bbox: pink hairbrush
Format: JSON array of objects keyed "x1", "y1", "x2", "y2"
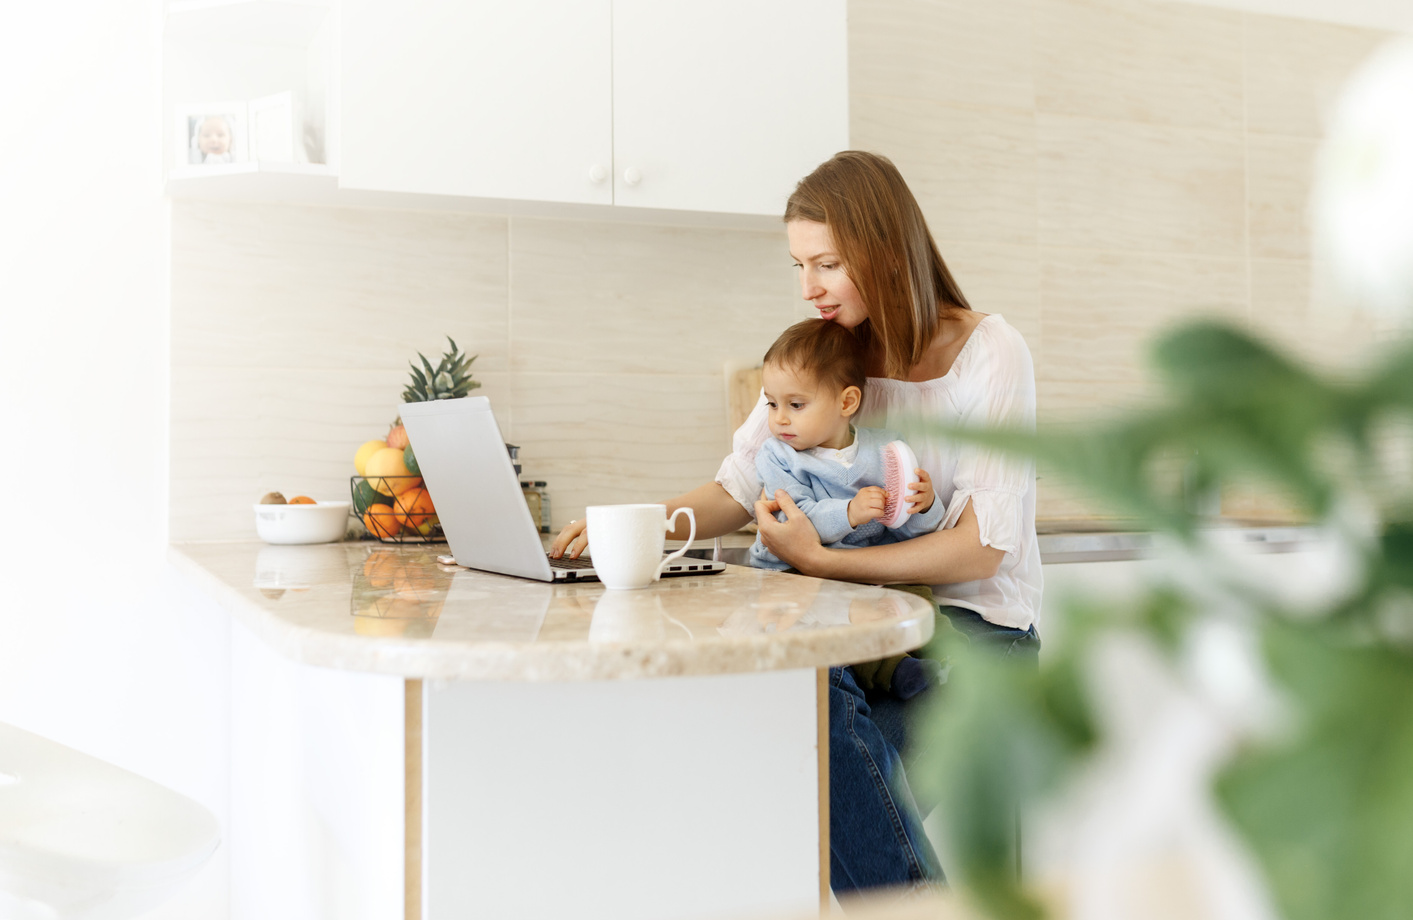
[{"x1": 880, "y1": 440, "x2": 920, "y2": 528}]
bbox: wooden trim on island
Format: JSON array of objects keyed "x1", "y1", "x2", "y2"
[
  {"x1": 818, "y1": 666, "x2": 830, "y2": 909},
  {"x1": 406, "y1": 679, "x2": 423, "y2": 920}
]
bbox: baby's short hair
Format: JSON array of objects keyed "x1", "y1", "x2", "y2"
[{"x1": 762, "y1": 319, "x2": 867, "y2": 394}]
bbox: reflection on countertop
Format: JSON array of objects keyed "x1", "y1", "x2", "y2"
[{"x1": 171, "y1": 540, "x2": 934, "y2": 681}]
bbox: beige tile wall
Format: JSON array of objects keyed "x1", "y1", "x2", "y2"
[
  {"x1": 850, "y1": 0, "x2": 1390, "y2": 520},
  {"x1": 170, "y1": 202, "x2": 802, "y2": 540},
  {"x1": 171, "y1": 0, "x2": 1394, "y2": 539}
]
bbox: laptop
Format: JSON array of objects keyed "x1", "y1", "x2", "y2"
[{"x1": 398, "y1": 396, "x2": 726, "y2": 583}]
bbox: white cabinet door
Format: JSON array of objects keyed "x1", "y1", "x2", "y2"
[
  {"x1": 340, "y1": 0, "x2": 614, "y2": 204},
  {"x1": 611, "y1": 0, "x2": 848, "y2": 216}
]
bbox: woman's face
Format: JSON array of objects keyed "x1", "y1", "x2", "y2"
[{"x1": 787, "y1": 220, "x2": 868, "y2": 329}]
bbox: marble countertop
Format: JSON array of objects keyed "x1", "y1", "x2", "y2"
[{"x1": 170, "y1": 541, "x2": 935, "y2": 681}]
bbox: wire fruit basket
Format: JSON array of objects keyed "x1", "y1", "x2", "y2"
[{"x1": 350, "y1": 475, "x2": 446, "y2": 544}]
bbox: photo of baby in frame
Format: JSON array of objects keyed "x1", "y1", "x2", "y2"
[{"x1": 175, "y1": 102, "x2": 248, "y2": 166}]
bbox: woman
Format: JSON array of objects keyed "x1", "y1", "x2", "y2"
[{"x1": 551, "y1": 150, "x2": 1042, "y2": 894}]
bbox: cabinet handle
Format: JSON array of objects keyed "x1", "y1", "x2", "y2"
[
  {"x1": 588, "y1": 164, "x2": 608, "y2": 184},
  {"x1": 623, "y1": 167, "x2": 643, "y2": 187}
]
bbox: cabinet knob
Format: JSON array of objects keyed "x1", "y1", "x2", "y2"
[
  {"x1": 588, "y1": 164, "x2": 608, "y2": 184},
  {"x1": 623, "y1": 167, "x2": 643, "y2": 187}
]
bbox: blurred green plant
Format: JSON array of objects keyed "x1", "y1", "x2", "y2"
[{"x1": 906, "y1": 320, "x2": 1413, "y2": 920}]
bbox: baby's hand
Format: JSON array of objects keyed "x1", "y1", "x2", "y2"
[
  {"x1": 848, "y1": 487, "x2": 887, "y2": 528},
  {"x1": 908, "y1": 469, "x2": 935, "y2": 515}
]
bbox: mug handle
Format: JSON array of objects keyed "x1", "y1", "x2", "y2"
[{"x1": 654, "y1": 507, "x2": 696, "y2": 581}]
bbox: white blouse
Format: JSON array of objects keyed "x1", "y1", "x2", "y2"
[{"x1": 715, "y1": 314, "x2": 1043, "y2": 631}]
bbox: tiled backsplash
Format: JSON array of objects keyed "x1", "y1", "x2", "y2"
[
  {"x1": 171, "y1": 0, "x2": 1395, "y2": 541},
  {"x1": 170, "y1": 204, "x2": 805, "y2": 540}
]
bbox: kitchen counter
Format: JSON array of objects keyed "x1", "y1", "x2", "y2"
[
  {"x1": 170, "y1": 540, "x2": 934, "y2": 681},
  {"x1": 171, "y1": 538, "x2": 919, "y2": 918},
  {"x1": 171, "y1": 524, "x2": 1320, "y2": 920}
]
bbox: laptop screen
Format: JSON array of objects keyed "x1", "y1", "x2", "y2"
[{"x1": 399, "y1": 397, "x2": 556, "y2": 582}]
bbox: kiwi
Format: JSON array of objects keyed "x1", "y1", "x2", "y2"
[{"x1": 260, "y1": 491, "x2": 287, "y2": 505}]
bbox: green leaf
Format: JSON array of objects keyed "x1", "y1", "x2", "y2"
[
  {"x1": 911, "y1": 648, "x2": 1096, "y2": 920},
  {"x1": 1347, "y1": 337, "x2": 1413, "y2": 412},
  {"x1": 1151, "y1": 322, "x2": 1322, "y2": 406},
  {"x1": 894, "y1": 318, "x2": 1413, "y2": 920},
  {"x1": 1377, "y1": 522, "x2": 1413, "y2": 592},
  {"x1": 1216, "y1": 621, "x2": 1413, "y2": 920}
]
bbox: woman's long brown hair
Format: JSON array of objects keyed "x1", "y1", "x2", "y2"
[{"x1": 784, "y1": 151, "x2": 970, "y2": 379}]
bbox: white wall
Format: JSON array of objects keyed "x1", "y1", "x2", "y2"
[{"x1": 0, "y1": 2, "x2": 229, "y2": 916}]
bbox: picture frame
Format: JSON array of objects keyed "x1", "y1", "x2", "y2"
[
  {"x1": 247, "y1": 91, "x2": 305, "y2": 163},
  {"x1": 175, "y1": 102, "x2": 248, "y2": 167}
]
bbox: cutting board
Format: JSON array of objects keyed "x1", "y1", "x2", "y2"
[{"x1": 728, "y1": 365, "x2": 763, "y2": 435}]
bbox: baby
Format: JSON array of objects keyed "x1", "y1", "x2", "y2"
[
  {"x1": 750, "y1": 318, "x2": 943, "y2": 567},
  {"x1": 193, "y1": 114, "x2": 234, "y2": 164},
  {"x1": 750, "y1": 319, "x2": 945, "y2": 698}
]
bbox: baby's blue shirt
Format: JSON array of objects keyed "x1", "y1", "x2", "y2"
[{"x1": 749, "y1": 426, "x2": 945, "y2": 571}]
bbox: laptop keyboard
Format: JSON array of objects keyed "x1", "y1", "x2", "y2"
[{"x1": 547, "y1": 554, "x2": 595, "y2": 570}]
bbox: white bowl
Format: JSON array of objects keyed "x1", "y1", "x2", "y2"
[{"x1": 252, "y1": 501, "x2": 351, "y2": 545}]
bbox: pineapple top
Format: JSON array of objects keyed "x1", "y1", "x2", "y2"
[{"x1": 403, "y1": 336, "x2": 481, "y2": 403}]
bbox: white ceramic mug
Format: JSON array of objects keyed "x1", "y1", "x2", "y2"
[{"x1": 585, "y1": 503, "x2": 696, "y2": 590}]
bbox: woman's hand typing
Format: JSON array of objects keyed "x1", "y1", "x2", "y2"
[{"x1": 549, "y1": 518, "x2": 588, "y2": 559}]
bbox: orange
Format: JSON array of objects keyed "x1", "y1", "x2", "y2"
[
  {"x1": 288, "y1": 495, "x2": 315, "y2": 504},
  {"x1": 363, "y1": 507, "x2": 401, "y2": 539},
  {"x1": 393, "y1": 487, "x2": 436, "y2": 531},
  {"x1": 365, "y1": 447, "x2": 422, "y2": 496}
]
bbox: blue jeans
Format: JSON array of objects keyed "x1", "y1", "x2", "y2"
[{"x1": 828, "y1": 606, "x2": 1039, "y2": 896}]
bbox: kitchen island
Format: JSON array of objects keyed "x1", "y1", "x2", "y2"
[{"x1": 171, "y1": 540, "x2": 934, "y2": 920}]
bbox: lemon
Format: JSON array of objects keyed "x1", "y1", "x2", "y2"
[
  {"x1": 354, "y1": 439, "x2": 388, "y2": 476},
  {"x1": 365, "y1": 447, "x2": 421, "y2": 496}
]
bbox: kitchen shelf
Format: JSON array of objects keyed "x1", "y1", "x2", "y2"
[
  {"x1": 163, "y1": 165, "x2": 781, "y2": 229},
  {"x1": 165, "y1": 0, "x2": 330, "y2": 46},
  {"x1": 166, "y1": 161, "x2": 338, "y2": 203}
]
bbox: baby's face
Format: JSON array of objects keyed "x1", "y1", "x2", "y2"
[
  {"x1": 198, "y1": 117, "x2": 231, "y2": 156},
  {"x1": 762, "y1": 362, "x2": 852, "y2": 451}
]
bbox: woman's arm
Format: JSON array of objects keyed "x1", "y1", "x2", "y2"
[
  {"x1": 755, "y1": 490, "x2": 1005, "y2": 584},
  {"x1": 553, "y1": 389, "x2": 769, "y2": 558},
  {"x1": 550, "y1": 481, "x2": 752, "y2": 558},
  {"x1": 664, "y1": 482, "x2": 753, "y2": 541}
]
